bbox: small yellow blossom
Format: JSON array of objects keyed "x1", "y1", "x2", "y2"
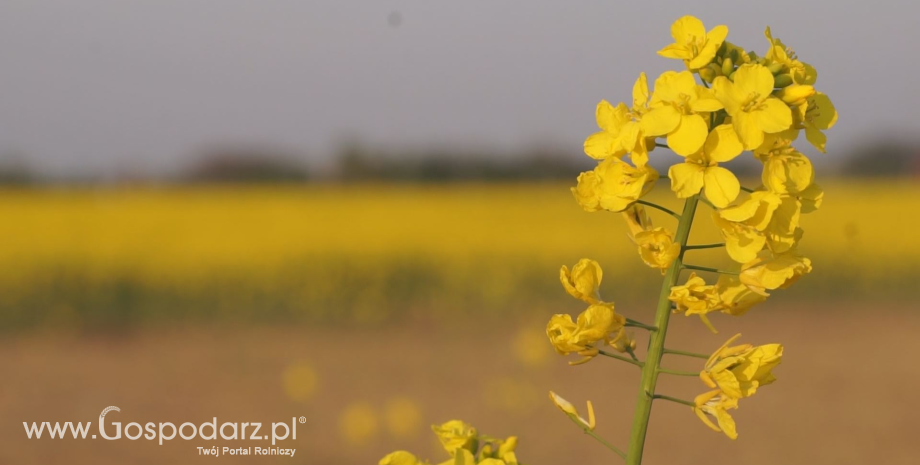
[
  {"x1": 712, "y1": 191, "x2": 781, "y2": 263},
  {"x1": 572, "y1": 158, "x2": 659, "y2": 212},
  {"x1": 658, "y1": 16, "x2": 729, "y2": 70},
  {"x1": 794, "y1": 92, "x2": 838, "y2": 153},
  {"x1": 668, "y1": 272, "x2": 721, "y2": 331},
  {"x1": 546, "y1": 304, "x2": 626, "y2": 364},
  {"x1": 643, "y1": 70, "x2": 723, "y2": 155},
  {"x1": 693, "y1": 389, "x2": 739, "y2": 440},
  {"x1": 634, "y1": 227, "x2": 681, "y2": 273},
  {"x1": 432, "y1": 420, "x2": 478, "y2": 456},
  {"x1": 559, "y1": 259, "x2": 603, "y2": 304},
  {"x1": 714, "y1": 276, "x2": 767, "y2": 316},
  {"x1": 701, "y1": 334, "x2": 783, "y2": 399},
  {"x1": 667, "y1": 124, "x2": 744, "y2": 207},
  {"x1": 712, "y1": 64, "x2": 793, "y2": 149},
  {"x1": 549, "y1": 391, "x2": 596, "y2": 431},
  {"x1": 740, "y1": 250, "x2": 812, "y2": 295},
  {"x1": 764, "y1": 26, "x2": 817, "y2": 85},
  {"x1": 584, "y1": 73, "x2": 655, "y2": 166}
]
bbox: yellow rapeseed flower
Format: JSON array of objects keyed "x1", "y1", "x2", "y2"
[
  {"x1": 584, "y1": 74, "x2": 654, "y2": 166},
  {"x1": 668, "y1": 272, "x2": 720, "y2": 331},
  {"x1": 793, "y1": 92, "x2": 838, "y2": 153},
  {"x1": 643, "y1": 70, "x2": 723, "y2": 155},
  {"x1": 712, "y1": 191, "x2": 781, "y2": 263},
  {"x1": 559, "y1": 258, "x2": 603, "y2": 304},
  {"x1": 658, "y1": 16, "x2": 729, "y2": 70},
  {"x1": 667, "y1": 123, "x2": 744, "y2": 207},
  {"x1": 571, "y1": 158, "x2": 659, "y2": 213},
  {"x1": 713, "y1": 64, "x2": 793, "y2": 149},
  {"x1": 700, "y1": 334, "x2": 783, "y2": 399},
  {"x1": 693, "y1": 389, "x2": 740, "y2": 440},
  {"x1": 764, "y1": 26, "x2": 817, "y2": 85},
  {"x1": 634, "y1": 227, "x2": 681, "y2": 273},
  {"x1": 740, "y1": 250, "x2": 812, "y2": 295},
  {"x1": 432, "y1": 420, "x2": 478, "y2": 456},
  {"x1": 546, "y1": 304, "x2": 626, "y2": 364},
  {"x1": 714, "y1": 275, "x2": 767, "y2": 316}
]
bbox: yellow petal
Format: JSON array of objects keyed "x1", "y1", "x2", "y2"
[
  {"x1": 762, "y1": 151, "x2": 813, "y2": 195},
  {"x1": 712, "y1": 76, "x2": 741, "y2": 115},
  {"x1": 668, "y1": 163, "x2": 705, "y2": 198},
  {"x1": 641, "y1": 106, "x2": 681, "y2": 136},
  {"x1": 667, "y1": 114, "x2": 708, "y2": 156},
  {"x1": 732, "y1": 64, "x2": 775, "y2": 98},
  {"x1": 670, "y1": 15, "x2": 706, "y2": 44},
  {"x1": 810, "y1": 92, "x2": 838, "y2": 130},
  {"x1": 732, "y1": 111, "x2": 764, "y2": 150},
  {"x1": 755, "y1": 98, "x2": 793, "y2": 133},
  {"x1": 688, "y1": 24, "x2": 728, "y2": 69},
  {"x1": 584, "y1": 131, "x2": 620, "y2": 160},
  {"x1": 703, "y1": 166, "x2": 740, "y2": 208},
  {"x1": 632, "y1": 72, "x2": 649, "y2": 109},
  {"x1": 658, "y1": 43, "x2": 692, "y2": 59},
  {"x1": 704, "y1": 124, "x2": 744, "y2": 163}
]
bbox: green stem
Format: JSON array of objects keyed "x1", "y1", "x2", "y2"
[
  {"x1": 569, "y1": 417, "x2": 627, "y2": 460},
  {"x1": 626, "y1": 194, "x2": 699, "y2": 465},
  {"x1": 597, "y1": 349, "x2": 644, "y2": 367},
  {"x1": 654, "y1": 142, "x2": 669, "y2": 149},
  {"x1": 657, "y1": 367, "x2": 700, "y2": 377},
  {"x1": 682, "y1": 264, "x2": 739, "y2": 275},
  {"x1": 625, "y1": 318, "x2": 657, "y2": 331},
  {"x1": 652, "y1": 394, "x2": 696, "y2": 407},
  {"x1": 684, "y1": 243, "x2": 725, "y2": 250},
  {"x1": 635, "y1": 200, "x2": 681, "y2": 220},
  {"x1": 663, "y1": 348, "x2": 709, "y2": 359},
  {"x1": 740, "y1": 185, "x2": 754, "y2": 193}
]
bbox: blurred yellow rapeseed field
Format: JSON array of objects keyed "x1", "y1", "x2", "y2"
[{"x1": 0, "y1": 179, "x2": 914, "y2": 327}]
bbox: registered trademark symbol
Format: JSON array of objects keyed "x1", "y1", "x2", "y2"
[{"x1": 298, "y1": 416, "x2": 306, "y2": 424}]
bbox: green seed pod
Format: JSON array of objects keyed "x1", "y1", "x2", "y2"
[
  {"x1": 728, "y1": 69, "x2": 736, "y2": 82},
  {"x1": 767, "y1": 62, "x2": 785, "y2": 75},
  {"x1": 773, "y1": 74, "x2": 793, "y2": 88},
  {"x1": 721, "y1": 57, "x2": 734, "y2": 77}
]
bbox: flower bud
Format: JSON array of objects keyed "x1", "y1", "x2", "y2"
[
  {"x1": 773, "y1": 74, "x2": 793, "y2": 88},
  {"x1": 767, "y1": 62, "x2": 785, "y2": 75},
  {"x1": 721, "y1": 57, "x2": 734, "y2": 77},
  {"x1": 698, "y1": 66, "x2": 716, "y2": 83}
]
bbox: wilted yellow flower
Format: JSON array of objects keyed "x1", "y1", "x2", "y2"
[
  {"x1": 634, "y1": 227, "x2": 681, "y2": 273},
  {"x1": 572, "y1": 158, "x2": 659, "y2": 213},
  {"x1": 701, "y1": 334, "x2": 783, "y2": 399},
  {"x1": 740, "y1": 250, "x2": 812, "y2": 295},
  {"x1": 432, "y1": 420, "x2": 478, "y2": 456},
  {"x1": 549, "y1": 391, "x2": 596, "y2": 431},
  {"x1": 693, "y1": 389, "x2": 739, "y2": 440},
  {"x1": 559, "y1": 258, "x2": 603, "y2": 304},
  {"x1": 712, "y1": 64, "x2": 792, "y2": 149},
  {"x1": 608, "y1": 327, "x2": 637, "y2": 353},
  {"x1": 667, "y1": 123, "x2": 744, "y2": 207},
  {"x1": 643, "y1": 70, "x2": 723, "y2": 155},
  {"x1": 668, "y1": 272, "x2": 721, "y2": 331},
  {"x1": 657, "y1": 15, "x2": 728, "y2": 70},
  {"x1": 546, "y1": 304, "x2": 626, "y2": 364},
  {"x1": 714, "y1": 275, "x2": 767, "y2": 316},
  {"x1": 379, "y1": 451, "x2": 424, "y2": 465}
]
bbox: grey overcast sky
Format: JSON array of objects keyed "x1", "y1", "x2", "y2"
[{"x1": 0, "y1": 0, "x2": 916, "y2": 177}]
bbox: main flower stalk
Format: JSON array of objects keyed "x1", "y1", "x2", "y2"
[{"x1": 626, "y1": 194, "x2": 700, "y2": 464}]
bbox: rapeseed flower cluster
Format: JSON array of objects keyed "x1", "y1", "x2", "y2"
[{"x1": 545, "y1": 15, "x2": 832, "y2": 459}]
